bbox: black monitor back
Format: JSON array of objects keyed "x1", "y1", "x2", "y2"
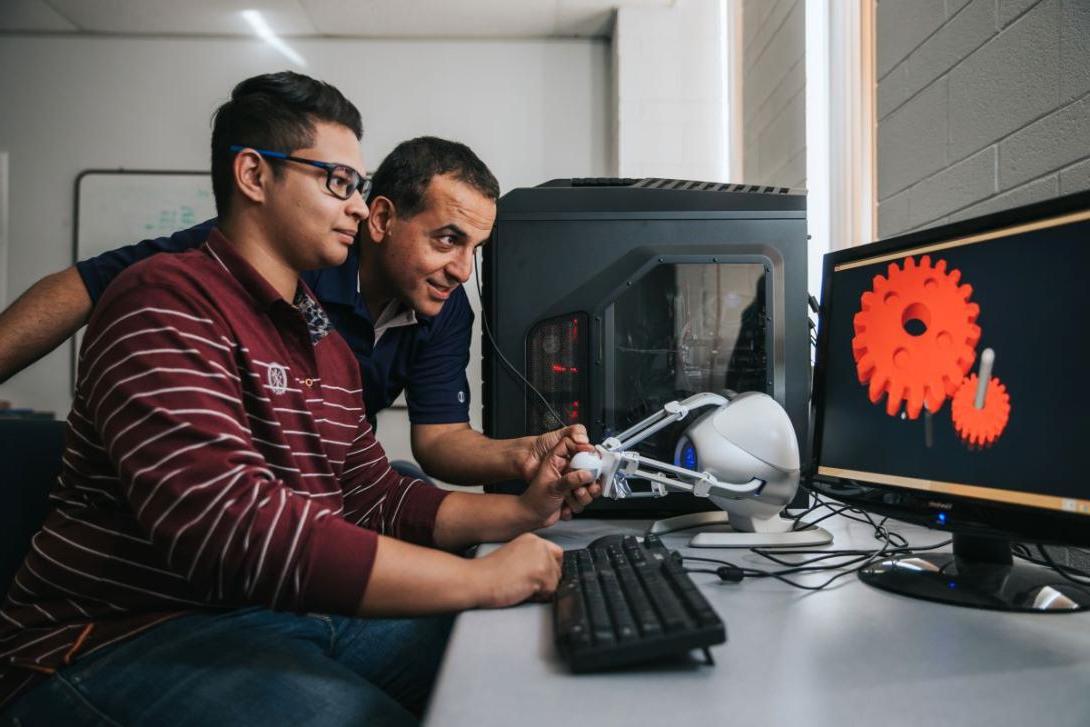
[{"x1": 482, "y1": 178, "x2": 809, "y2": 515}]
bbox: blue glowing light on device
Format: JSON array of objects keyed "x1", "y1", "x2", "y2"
[{"x1": 676, "y1": 438, "x2": 698, "y2": 471}]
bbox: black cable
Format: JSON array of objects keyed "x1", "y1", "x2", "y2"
[
  {"x1": 790, "y1": 504, "x2": 854, "y2": 532},
  {"x1": 685, "y1": 555, "x2": 884, "y2": 591},
  {"x1": 701, "y1": 542, "x2": 890, "y2": 575},
  {"x1": 1012, "y1": 542, "x2": 1090, "y2": 577},
  {"x1": 787, "y1": 493, "x2": 853, "y2": 530},
  {"x1": 815, "y1": 487, "x2": 1090, "y2": 588},
  {"x1": 1030, "y1": 545, "x2": 1090, "y2": 587},
  {"x1": 472, "y1": 252, "x2": 566, "y2": 429},
  {"x1": 777, "y1": 486, "x2": 1090, "y2": 593},
  {"x1": 1010, "y1": 542, "x2": 1033, "y2": 559},
  {"x1": 789, "y1": 493, "x2": 907, "y2": 548},
  {"x1": 681, "y1": 495, "x2": 952, "y2": 591},
  {"x1": 748, "y1": 538, "x2": 952, "y2": 569},
  {"x1": 683, "y1": 545, "x2": 889, "y2": 591},
  {"x1": 792, "y1": 492, "x2": 910, "y2": 549}
]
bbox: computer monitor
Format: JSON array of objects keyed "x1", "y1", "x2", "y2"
[{"x1": 809, "y1": 189, "x2": 1090, "y2": 611}]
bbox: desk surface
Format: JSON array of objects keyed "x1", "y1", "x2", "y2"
[{"x1": 425, "y1": 515, "x2": 1090, "y2": 727}]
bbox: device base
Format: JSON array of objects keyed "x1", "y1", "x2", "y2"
[
  {"x1": 648, "y1": 510, "x2": 730, "y2": 535},
  {"x1": 648, "y1": 511, "x2": 834, "y2": 548},
  {"x1": 689, "y1": 527, "x2": 833, "y2": 548}
]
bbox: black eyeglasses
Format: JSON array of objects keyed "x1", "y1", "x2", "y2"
[{"x1": 229, "y1": 145, "x2": 372, "y2": 201}]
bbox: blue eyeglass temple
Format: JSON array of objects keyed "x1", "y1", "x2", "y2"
[
  {"x1": 227, "y1": 145, "x2": 370, "y2": 196},
  {"x1": 229, "y1": 145, "x2": 296, "y2": 162}
]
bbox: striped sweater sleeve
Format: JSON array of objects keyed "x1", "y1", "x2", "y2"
[
  {"x1": 339, "y1": 420, "x2": 450, "y2": 547},
  {"x1": 82, "y1": 280, "x2": 375, "y2": 615}
]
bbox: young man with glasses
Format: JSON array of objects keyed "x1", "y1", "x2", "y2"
[
  {"x1": 0, "y1": 71, "x2": 594, "y2": 726},
  {"x1": 0, "y1": 140, "x2": 600, "y2": 517}
]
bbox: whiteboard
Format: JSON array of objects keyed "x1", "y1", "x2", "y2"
[
  {"x1": 74, "y1": 170, "x2": 216, "y2": 262},
  {"x1": 72, "y1": 170, "x2": 217, "y2": 390}
]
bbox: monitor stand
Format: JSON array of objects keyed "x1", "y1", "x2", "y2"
[
  {"x1": 859, "y1": 533, "x2": 1090, "y2": 612},
  {"x1": 648, "y1": 510, "x2": 834, "y2": 548}
]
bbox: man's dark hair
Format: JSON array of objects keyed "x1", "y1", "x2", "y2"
[
  {"x1": 369, "y1": 136, "x2": 500, "y2": 218},
  {"x1": 210, "y1": 71, "x2": 363, "y2": 216}
]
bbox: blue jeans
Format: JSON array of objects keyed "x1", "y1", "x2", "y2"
[{"x1": 2, "y1": 607, "x2": 453, "y2": 727}]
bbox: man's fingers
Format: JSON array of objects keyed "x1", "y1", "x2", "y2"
[
  {"x1": 565, "y1": 424, "x2": 589, "y2": 444},
  {"x1": 556, "y1": 469, "x2": 593, "y2": 494},
  {"x1": 553, "y1": 432, "x2": 597, "y2": 461},
  {"x1": 552, "y1": 434, "x2": 579, "y2": 458},
  {"x1": 572, "y1": 486, "x2": 593, "y2": 507},
  {"x1": 563, "y1": 485, "x2": 594, "y2": 514},
  {"x1": 566, "y1": 479, "x2": 602, "y2": 516},
  {"x1": 541, "y1": 433, "x2": 598, "y2": 477}
]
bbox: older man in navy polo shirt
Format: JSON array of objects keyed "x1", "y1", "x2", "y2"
[{"x1": 0, "y1": 137, "x2": 597, "y2": 515}]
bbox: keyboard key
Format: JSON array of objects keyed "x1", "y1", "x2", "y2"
[
  {"x1": 580, "y1": 571, "x2": 615, "y2": 645},
  {"x1": 663, "y1": 559, "x2": 721, "y2": 626},
  {"x1": 555, "y1": 585, "x2": 591, "y2": 648},
  {"x1": 598, "y1": 568, "x2": 638, "y2": 642},
  {"x1": 639, "y1": 570, "x2": 693, "y2": 633},
  {"x1": 614, "y1": 559, "x2": 662, "y2": 637}
]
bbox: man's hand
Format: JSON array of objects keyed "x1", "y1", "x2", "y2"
[
  {"x1": 516, "y1": 424, "x2": 590, "y2": 480},
  {"x1": 469, "y1": 533, "x2": 564, "y2": 608},
  {"x1": 517, "y1": 424, "x2": 598, "y2": 520},
  {"x1": 516, "y1": 435, "x2": 600, "y2": 529}
]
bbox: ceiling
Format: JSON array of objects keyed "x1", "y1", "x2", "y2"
[{"x1": 0, "y1": 0, "x2": 676, "y2": 38}]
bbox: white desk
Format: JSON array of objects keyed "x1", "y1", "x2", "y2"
[{"x1": 425, "y1": 516, "x2": 1090, "y2": 727}]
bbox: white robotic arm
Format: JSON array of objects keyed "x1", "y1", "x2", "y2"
[
  {"x1": 592, "y1": 447, "x2": 764, "y2": 501},
  {"x1": 575, "y1": 391, "x2": 798, "y2": 501},
  {"x1": 571, "y1": 392, "x2": 832, "y2": 547}
]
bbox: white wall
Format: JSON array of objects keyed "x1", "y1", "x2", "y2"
[
  {"x1": 0, "y1": 34, "x2": 610, "y2": 463},
  {"x1": 614, "y1": 0, "x2": 728, "y2": 181},
  {"x1": 741, "y1": 0, "x2": 806, "y2": 188},
  {"x1": 876, "y1": 0, "x2": 1090, "y2": 238}
]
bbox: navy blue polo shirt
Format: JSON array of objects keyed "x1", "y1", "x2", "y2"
[{"x1": 75, "y1": 220, "x2": 473, "y2": 426}]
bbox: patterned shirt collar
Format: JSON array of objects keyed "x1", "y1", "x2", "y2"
[
  {"x1": 294, "y1": 286, "x2": 335, "y2": 344},
  {"x1": 204, "y1": 228, "x2": 333, "y2": 344}
]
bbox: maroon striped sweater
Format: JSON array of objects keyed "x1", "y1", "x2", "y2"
[{"x1": 0, "y1": 229, "x2": 449, "y2": 707}]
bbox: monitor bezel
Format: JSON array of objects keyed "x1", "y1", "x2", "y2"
[{"x1": 808, "y1": 188, "x2": 1090, "y2": 548}]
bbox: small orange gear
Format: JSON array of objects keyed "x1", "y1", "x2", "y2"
[
  {"x1": 852, "y1": 255, "x2": 980, "y2": 419},
  {"x1": 951, "y1": 375, "x2": 1011, "y2": 447}
]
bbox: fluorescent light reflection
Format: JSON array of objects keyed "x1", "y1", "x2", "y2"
[{"x1": 241, "y1": 9, "x2": 307, "y2": 67}]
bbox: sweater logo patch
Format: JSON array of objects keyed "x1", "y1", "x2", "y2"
[{"x1": 267, "y1": 363, "x2": 288, "y2": 395}]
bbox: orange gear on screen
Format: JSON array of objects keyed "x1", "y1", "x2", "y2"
[
  {"x1": 851, "y1": 255, "x2": 981, "y2": 419},
  {"x1": 951, "y1": 374, "x2": 1011, "y2": 447}
]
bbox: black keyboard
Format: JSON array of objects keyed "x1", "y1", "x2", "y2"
[{"x1": 552, "y1": 533, "x2": 727, "y2": 672}]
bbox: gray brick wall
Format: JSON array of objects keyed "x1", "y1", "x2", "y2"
[
  {"x1": 742, "y1": 0, "x2": 806, "y2": 187},
  {"x1": 876, "y1": 0, "x2": 1090, "y2": 238},
  {"x1": 878, "y1": 1, "x2": 1090, "y2": 572}
]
